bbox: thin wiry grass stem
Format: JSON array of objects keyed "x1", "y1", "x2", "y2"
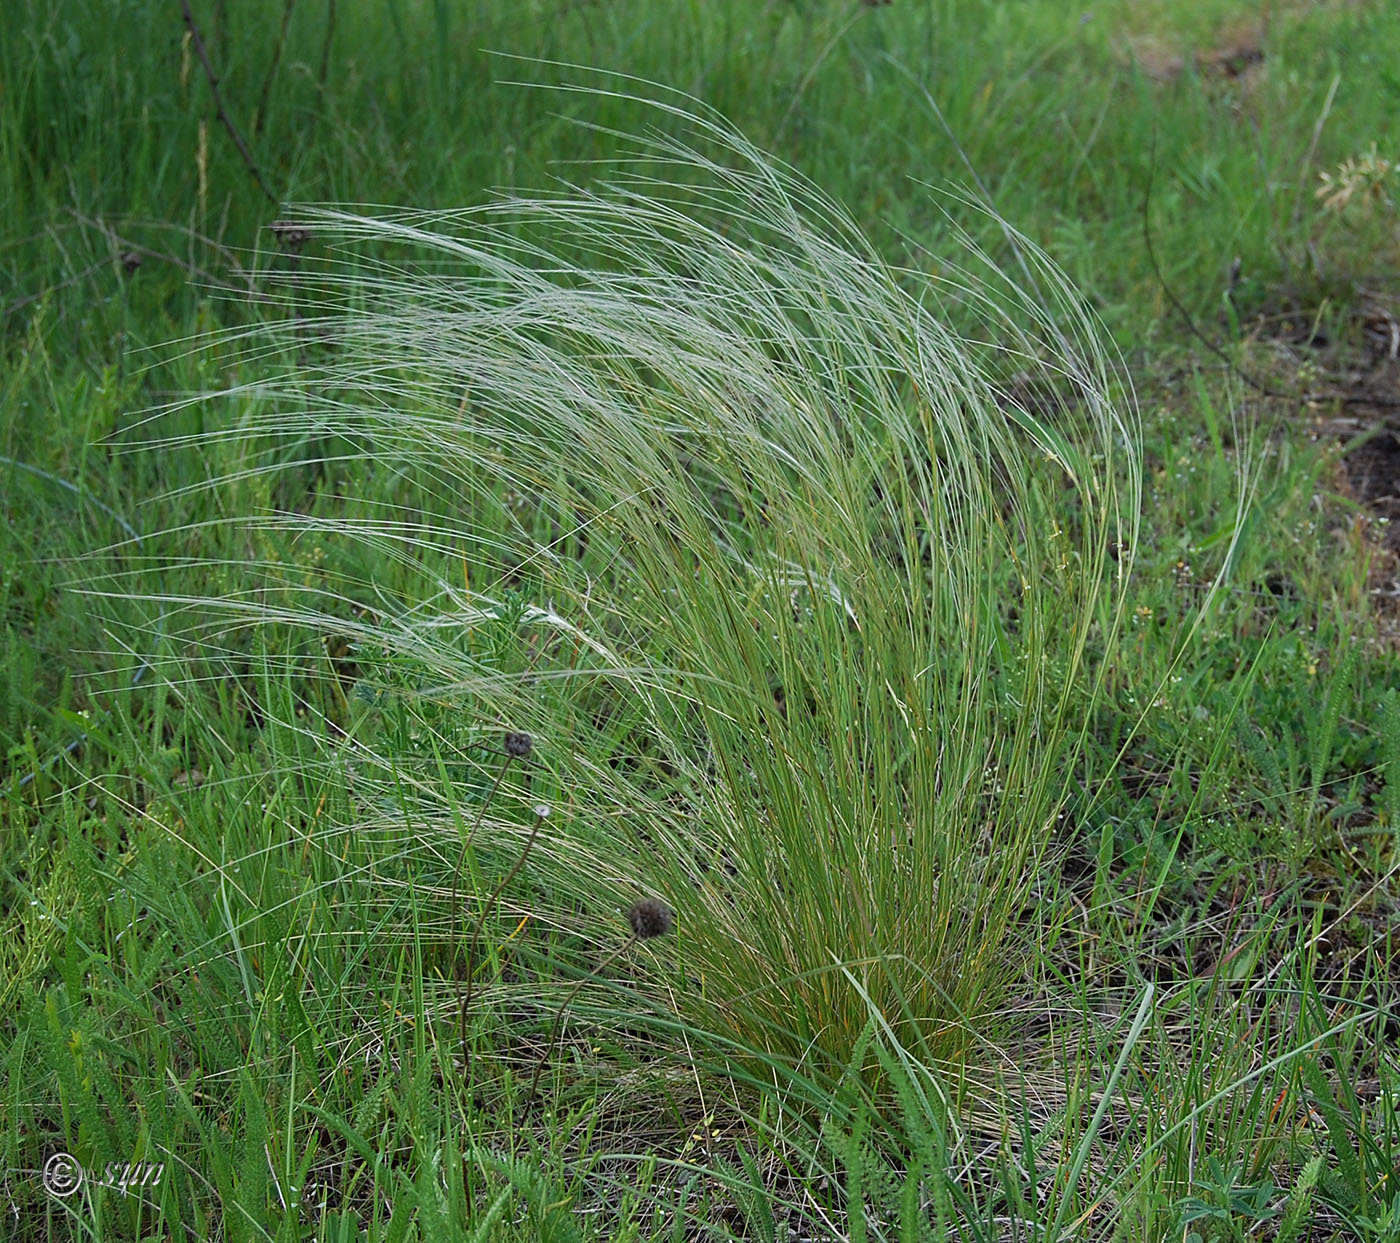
[
  {"x1": 528, "y1": 935, "x2": 635, "y2": 1104},
  {"x1": 459, "y1": 800, "x2": 546, "y2": 1071},
  {"x1": 449, "y1": 751, "x2": 514, "y2": 986},
  {"x1": 528, "y1": 897, "x2": 672, "y2": 1101}
]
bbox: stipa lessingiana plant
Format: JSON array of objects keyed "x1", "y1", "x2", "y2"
[{"x1": 124, "y1": 85, "x2": 1141, "y2": 1103}]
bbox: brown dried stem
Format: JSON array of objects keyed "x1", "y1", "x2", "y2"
[
  {"x1": 254, "y1": 0, "x2": 297, "y2": 139},
  {"x1": 458, "y1": 800, "x2": 547, "y2": 1069},
  {"x1": 527, "y1": 898, "x2": 673, "y2": 1101},
  {"x1": 179, "y1": 0, "x2": 278, "y2": 205}
]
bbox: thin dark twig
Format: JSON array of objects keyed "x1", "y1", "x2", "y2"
[
  {"x1": 316, "y1": 0, "x2": 336, "y2": 105},
  {"x1": 70, "y1": 212, "x2": 269, "y2": 300},
  {"x1": 450, "y1": 754, "x2": 515, "y2": 988},
  {"x1": 255, "y1": 0, "x2": 298, "y2": 139},
  {"x1": 459, "y1": 801, "x2": 547, "y2": 1068},
  {"x1": 95, "y1": 215, "x2": 259, "y2": 281},
  {"x1": 1142, "y1": 129, "x2": 1400, "y2": 412},
  {"x1": 527, "y1": 936, "x2": 636, "y2": 1103},
  {"x1": 2, "y1": 261, "x2": 106, "y2": 317},
  {"x1": 527, "y1": 898, "x2": 672, "y2": 1103},
  {"x1": 3, "y1": 221, "x2": 273, "y2": 319},
  {"x1": 180, "y1": 0, "x2": 279, "y2": 205},
  {"x1": 1143, "y1": 130, "x2": 1294, "y2": 402},
  {"x1": 306, "y1": 0, "x2": 336, "y2": 147}
]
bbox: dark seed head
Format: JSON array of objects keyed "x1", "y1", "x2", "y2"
[
  {"x1": 267, "y1": 220, "x2": 312, "y2": 251},
  {"x1": 627, "y1": 897, "x2": 674, "y2": 940},
  {"x1": 503, "y1": 731, "x2": 533, "y2": 758}
]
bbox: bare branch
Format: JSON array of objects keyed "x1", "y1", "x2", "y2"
[{"x1": 180, "y1": 0, "x2": 279, "y2": 205}]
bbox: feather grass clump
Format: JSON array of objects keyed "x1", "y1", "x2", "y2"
[{"x1": 143, "y1": 95, "x2": 1140, "y2": 1097}]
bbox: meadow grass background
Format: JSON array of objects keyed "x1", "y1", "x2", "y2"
[{"x1": 3, "y1": 1, "x2": 1400, "y2": 1239}]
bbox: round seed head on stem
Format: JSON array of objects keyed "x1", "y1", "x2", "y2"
[{"x1": 628, "y1": 897, "x2": 674, "y2": 940}]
